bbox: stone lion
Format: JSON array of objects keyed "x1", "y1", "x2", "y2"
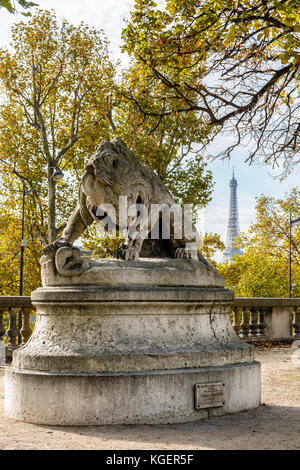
[{"x1": 44, "y1": 138, "x2": 209, "y2": 267}]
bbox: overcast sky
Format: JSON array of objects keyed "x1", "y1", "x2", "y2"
[{"x1": 0, "y1": 1, "x2": 299, "y2": 261}]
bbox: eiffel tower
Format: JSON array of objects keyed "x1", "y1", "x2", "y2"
[{"x1": 223, "y1": 169, "x2": 243, "y2": 262}]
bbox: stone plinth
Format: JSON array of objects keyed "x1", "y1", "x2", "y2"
[{"x1": 5, "y1": 258, "x2": 260, "y2": 425}]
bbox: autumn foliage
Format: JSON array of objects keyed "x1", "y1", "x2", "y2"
[{"x1": 219, "y1": 188, "x2": 300, "y2": 297}]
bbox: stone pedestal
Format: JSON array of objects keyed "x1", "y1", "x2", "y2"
[{"x1": 5, "y1": 258, "x2": 260, "y2": 425}]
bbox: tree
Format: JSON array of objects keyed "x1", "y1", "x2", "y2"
[
  {"x1": 122, "y1": 0, "x2": 300, "y2": 174},
  {"x1": 0, "y1": 0, "x2": 37, "y2": 16},
  {"x1": 0, "y1": 9, "x2": 115, "y2": 243},
  {"x1": 218, "y1": 188, "x2": 300, "y2": 297},
  {"x1": 81, "y1": 64, "x2": 216, "y2": 257}
]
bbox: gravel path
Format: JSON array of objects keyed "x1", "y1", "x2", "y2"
[{"x1": 1, "y1": 347, "x2": 299, "y2": 450}]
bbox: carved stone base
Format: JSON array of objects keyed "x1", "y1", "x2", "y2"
[{"x1": 5, "y1": 259, "x2": 261, "y2": 425}]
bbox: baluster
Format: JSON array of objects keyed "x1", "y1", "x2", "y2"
[
  {"x1": 249, "y1": 308, "x2": 258, "y2": 337},
  {"x1": 6, "y1": 308, "x2": 19, "y2": 363},
  {"x1": 293, "y1": 307, "x2": 300, "y2": 338},
  {"x1": 0, "y1": 308, "x2": 5, "y2": 340},
  {"x1": 232, "y1": 307, "x2": 241, "y2": 335},
  {"x1": 20, "y1": 307, "x2": 32, "y2": 344},
  {"x1": 239, "y1": 307, "x2": 250, "y2": 339},
  {"x1": 256, "y1": 309, "x2": 266, "y2": 337}
]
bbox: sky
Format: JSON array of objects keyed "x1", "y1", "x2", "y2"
[{"x1": 0, "y1": 0, "x2": 299, "y2": 261}]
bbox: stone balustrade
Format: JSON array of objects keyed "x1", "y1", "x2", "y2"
[{"x1": 0, "y1": 296, "x2": 299, "y2": 363}]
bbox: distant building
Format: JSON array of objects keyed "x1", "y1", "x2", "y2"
[{"x1": 223, "y1": 170, "x2": 243, "y2": 262}]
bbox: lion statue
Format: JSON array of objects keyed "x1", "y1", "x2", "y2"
[{"x1": 44, "y1": 138, "x2": 210, "y2": 270}]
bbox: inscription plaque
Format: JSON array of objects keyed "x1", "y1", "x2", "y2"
[{"x1": 194, "y1": 381, "x2": 225, "y2": 409}]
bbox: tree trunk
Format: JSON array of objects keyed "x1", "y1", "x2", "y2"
[{"x1": 48, "y1": 166, "x2": 56, "y2": 243}]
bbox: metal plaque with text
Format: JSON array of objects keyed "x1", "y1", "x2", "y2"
[{"x1": 194, "y1": 381, "x2": 225, "y2": 409}]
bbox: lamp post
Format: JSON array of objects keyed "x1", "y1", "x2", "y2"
[
  {"x1": 289, "y1": 211, "x2": 300, "y2": 298},
  {"x1": 18, "y1": 167, "x2": 64, "y2": 343}
]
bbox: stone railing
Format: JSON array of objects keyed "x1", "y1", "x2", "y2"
[
  {"x1": 231, "y1": 298, "x2": 300, "y2": 341},
  {"x1": 0, "y1": 296, "x2": 35, "y2": 363},
  {"x1": 0, "y1": 296, "x2": 299, "y2": 363}
]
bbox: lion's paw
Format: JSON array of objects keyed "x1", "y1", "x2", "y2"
[
  {"x1": 43, "y1": 239, "x2": 71, "y2": 256},
  {"x1": 175, "y1": 247, "x2": 198, "y2": 260}
]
